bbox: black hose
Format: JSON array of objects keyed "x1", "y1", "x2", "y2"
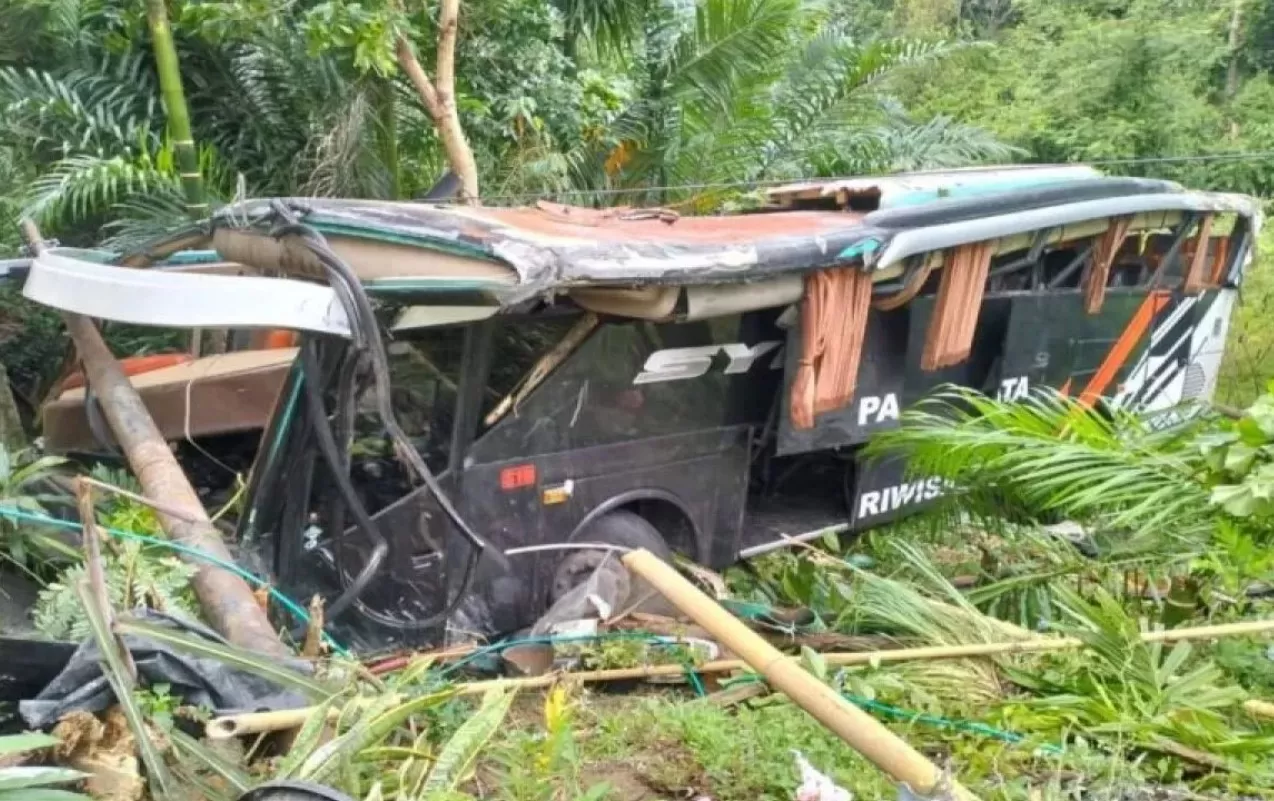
[
  {"x1": 264, "y1": 202, "x2": 508, "y2": 575},
  {"x1": 83, "y1": 380, "x2": 121, "y2": 455},
  {"x1": 299, "y1": 341, "x2": 387, "y2": 624}
]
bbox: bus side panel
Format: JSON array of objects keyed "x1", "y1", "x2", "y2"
[
  {"x1": 776, "y1": 308, "x2": 909, "y2": 455},
  {"x1": 776, "y1": 296, "x2": 1014, "y2": 456},
  {"x1": 467, "y1": 314, "x2": 781, "y2": 463},
  {"x1": 1116, "y1": 288, "x2": 1236, "y2": 413},
  {"x1": 846, "y1": 286, "x2": 1239, "y2": 530},
  {"x1": 454, "y1": 427, "x2": 750, "y2": 632},
  {"x1": 996, "y1": 290, "x2": 1158, "y2": 400}
]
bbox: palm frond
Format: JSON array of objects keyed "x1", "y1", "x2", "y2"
[
  {"x1": 0, "y1": 53, "x2": 159, "y2": 157},
  {"x1": 99, "y1": 189, "x2": 193, "y2": 252},
  {"x1": 551, "y1": 0, "x2": 643, "y2": 54},
  {"x1": 20, "y1": 152, "x2": 178, "y2": 228},
  {"x1": 867, "y1": 386, "x2": 1215, "y2": 541},
  {"x1": 301, "y1": 86, "x2": 394, "y2": 199},
  {"x1": 669, "y1": 0, "x2": 799, "y2": 115}
]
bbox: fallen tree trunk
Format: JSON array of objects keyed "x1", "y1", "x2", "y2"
[
  {"x1": 61, "y1": 313, "x2": 287, "y2": 655},
  {"x1": 22, "y1": 221, "x2": 287, "y2": 656}
]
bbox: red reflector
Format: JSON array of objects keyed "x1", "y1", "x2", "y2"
[{"x1": 500, "y1": 464, "x2": 537, "y2": 490}]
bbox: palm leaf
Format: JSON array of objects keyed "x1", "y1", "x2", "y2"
[
  {"x1": 274, "y1": 700, "x2": 337, "y2": 780},
  {"x1": 74, "y1": 581, "x2": 175, "y2": 801},
  {"x1": 294, "y1": 690, "x2": 456, "y2": 784},
  {"x1": 167, "y1": 729, "x2": 251, "y2": 794},
  {"x1": 20, "y1": 153, "x2": 178, "y2": 228},
  {"x1": 867, "y1": 386, "x2": 1215, "y2": 541},
  {"x1": 669, "y1": 0, "x2": 799, "y2": 114},
  {"x1": 0, "y1": 790, "x2": 92, "y2": 801},
  {"x1": 0, "y1": 768, "x2": 88, "y2": 791},
  {"x1": 0, "y1": 734, "x2": 59, "y2": 759},
  {"x1": 114, "y1": 617, "x2": 332, "y2": 699},
  {"x1": 418, "y1": 686, "x2": 517, "y2": 796}
]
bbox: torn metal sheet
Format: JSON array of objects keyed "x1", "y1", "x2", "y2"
[
  {"x1": 24, "y1": 248, "x2": 350, "y2": 335},
  {"x1": 765, "y1": 164, "x2": 1104, "y2": 209}
]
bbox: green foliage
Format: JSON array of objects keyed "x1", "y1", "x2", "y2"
[
  {"x1": 868, "y1": 386, "x2": 1217, "y2": 542},
  {"x1": 32, "y1": 491, "x2": 199, "y2": 641},
  {"x1": 0, "y1": 732, "x2": 89, "y2": 801},
  {"x1": 1218, "y1": 227, "x2": 1274, "y2": 408},
  {"x1": 891, "y1": 0, "x2": 1274, "y2": 195},
  {"x1": 33, "y1": 541, "x2": 198, "y2": 640},
  {"x1": 1199, "y1": 385, "x2": 1274, "y2": 520},
  {"x1": 0, "y1": 446, "x2": 72, "y2": 572}
]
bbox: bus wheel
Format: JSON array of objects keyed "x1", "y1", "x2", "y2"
[{"x1": 550, "y1": 511, "x2": 673, "y2": 614}]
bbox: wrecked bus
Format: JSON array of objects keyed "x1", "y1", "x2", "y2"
[{"x1": 24, "y1": 166, "x2": 1261, "y2": 649}]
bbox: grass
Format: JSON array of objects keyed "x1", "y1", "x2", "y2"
[
  {"x1": 1217, "y1": 224, "x2": 1274, "y2": 407},
  {"x1": 468, "y1": 682, "x2": 1261, "y2": 801}
]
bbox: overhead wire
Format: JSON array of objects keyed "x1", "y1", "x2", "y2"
[{"x1": 458, "y1": 151, "x2": 1274, "y2": 206}]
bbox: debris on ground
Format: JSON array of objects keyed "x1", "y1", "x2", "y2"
[
  {"x1": 19, "y1": 610, "x2": 311, "y2": 730},
  {"x1": 51, "y1": 708, "x2": 144, "y2": 801},
  {"x1": 792, "y1": 750, "x2": 852, "y2": 801}
]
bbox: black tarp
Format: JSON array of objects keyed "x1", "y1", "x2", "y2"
[{"x1": 19, "y1": 610, "x2": 311, "y2": 730}]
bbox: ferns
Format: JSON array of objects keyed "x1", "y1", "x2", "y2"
[{"x1": 33, "y1": 541, "x2": 200, "y2": 641}]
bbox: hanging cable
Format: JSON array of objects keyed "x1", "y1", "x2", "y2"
[
  {"x1": 264, "y1": 200, "x2": 506, "y2": 572},
  {"x1": 297, "y1": 341, "x2": 387, "y2": 624}
]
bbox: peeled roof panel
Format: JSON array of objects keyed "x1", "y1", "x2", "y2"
[{"x1": 765, "y1": 164, "x2": 1108, "y2": 208}]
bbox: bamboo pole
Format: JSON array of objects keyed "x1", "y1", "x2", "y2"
[
  {"x1": 22, "y1": 221, "x2": 286, "y2": 656},
  {"x1": 207, "y1": 615, "x2": 1274, "y2": 740},
  {"x1": 144, "y1": 0, "x2": 226, "y2": 355},
  {"x1": 620, "y1": 548, "x2": 976, "y2": 801},
  {"x1": 143, "y1": 0, "x2": 206, "y2": 219}
]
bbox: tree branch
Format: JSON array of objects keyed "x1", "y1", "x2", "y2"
[
  {"x1": 394, "y1": 1, "x2": 480, "y2": 204},
  {"x1": 396, "y1": 34, "x2": 442, "y2": 119},
  {"x1": 436, "y1": 0, "x2": 458, "y2": 99}
]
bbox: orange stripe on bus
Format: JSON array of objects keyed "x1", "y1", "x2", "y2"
[{"x1": 1078, "y1": 290, "x2": 1171, "y2": 407}]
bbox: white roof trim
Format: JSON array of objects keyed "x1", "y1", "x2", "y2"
[{"x1": 24, "y1": 249, "x2": 352, "y2": 337}]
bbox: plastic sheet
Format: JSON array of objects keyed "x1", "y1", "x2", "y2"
[{"x1": 20, "y1": 610, "x2": 311, "y2": 730}]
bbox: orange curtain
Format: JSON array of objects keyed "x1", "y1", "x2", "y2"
[
  {"x1": 1209, "y1": 236, "x2": 1232, "y2": 287},
  {"x1": 1084, "y1": 216, "x2": 1133, "y2": 315},
  {"x1": 1182, "y1": 214, "x2": 1214, "y2": 296},
  {"x1": 789, "y1": 267, "x2": 873, "y2": 429},
  {"x1": 921, "y1": 241, "x2": 994, "y2": 372}
]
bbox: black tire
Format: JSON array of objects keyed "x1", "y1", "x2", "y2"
[{"x1": 550, "y1": 511, "x2": 674, "y2": 613}]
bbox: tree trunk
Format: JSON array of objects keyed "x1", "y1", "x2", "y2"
[
  {"x1": 64, "y1": 313, "x2": 288, "y2": 655},
  {"x1": 1226, "y1": 0, "x2": 1244, "y2": 138},
  {"x1": 394, "y1": 0, "x2": 480, "y2": 203}
]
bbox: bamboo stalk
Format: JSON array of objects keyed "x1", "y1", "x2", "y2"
[
  {"x1": 143, "y1": 0, "x2": 206, "y2": 219},
  {"x1": 620, "y1": 548, "x2": 976, "y2": 801},
  {"x1": 208, "y1": 616, "x2": 1274, "y2": 740},
  {"x1": 1244, "y1": 699, "x2": 1274, "y2": 720}
]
